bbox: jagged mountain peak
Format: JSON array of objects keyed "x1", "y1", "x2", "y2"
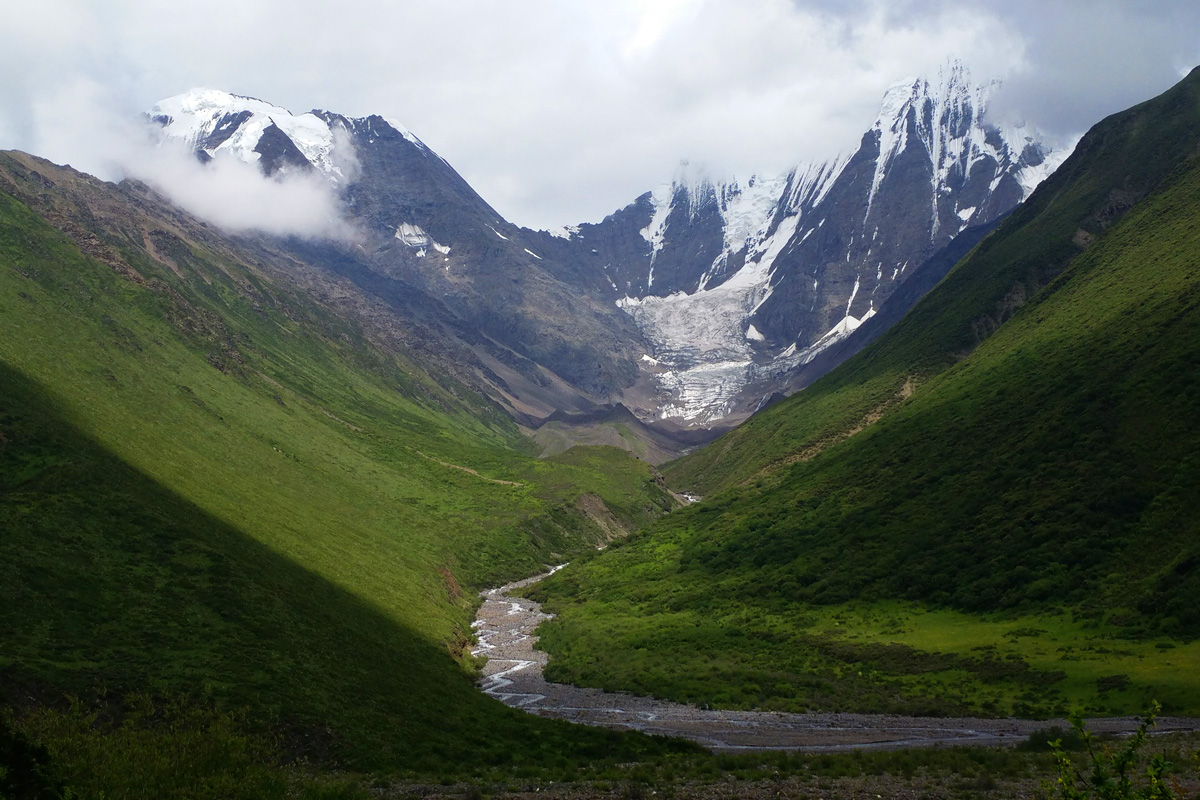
[
  {"x1": 546, "y1": 61, "x2": 1065, "y2": 426},
  {"x1": 145, "y1": 87, "x2": 653, "y2": 407},
  {"x1": 875, "y1": 60, "x2": 990, "y2": 115},
  {"x1": 868, "y1": 61, "x2": 1054, "y2": 214},
  {"x1": 149, "y1": 89, "x2": 425, "y2": 182}
]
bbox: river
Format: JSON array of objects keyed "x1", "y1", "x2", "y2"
[{"x1": 470, "y1": 567, "x2": 1198, "y2": 752}]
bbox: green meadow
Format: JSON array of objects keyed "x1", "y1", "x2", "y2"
[
  {"x1": 530, "y1": 69, "x2": 1200, "y2": 721},
  {"x1": 0, "y1": 156, "x2": 689, "y2": 780},
  {"x1": 534, "y1": 564, "x2": 1200, "y2": 718}
]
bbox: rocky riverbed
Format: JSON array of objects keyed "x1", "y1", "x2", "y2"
[{"x1": 471, "y1": 568, "x2": 1200, "y2": 752}]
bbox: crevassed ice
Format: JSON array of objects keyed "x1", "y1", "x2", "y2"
[{"x1": 618, "y1": 215, "x2": 801, "y2": 422}]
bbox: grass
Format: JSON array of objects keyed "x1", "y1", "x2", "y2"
[
  {"x1": 9, "y1": 695, "x2": 1199, "y2": 797},
  {"x1": 0, "y1": 153, "x2": 689, "y2": 776},
  {"x1": 666, "y1": 65, "x2": 1200, "y2": 499},
  {"x1": 3, "y1": 697, "x2": 1059, "y2": 798},
  {"x1": 534, "y1": 561, "x2": 1200, "y2": 717},
  {"x1": 530, "y1": 68, "x2": 1200, "y2": 718},
  {"x1": 5, "y1": 698, "x2": 297, "y2": 800}
]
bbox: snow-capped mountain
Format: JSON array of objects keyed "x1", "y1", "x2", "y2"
[
  {"x1": 145, "y1": 65, "x2": 1066, "y2": 438},
  {"x1": 531, "y1": 61, "x2": 1067, "y2": 425},
  {"x1": 152, "y1": 88, "x2": 382, "y2": 181},
  {"x1": 148, "y1": 89, "x2": 650, "y2": 412}
]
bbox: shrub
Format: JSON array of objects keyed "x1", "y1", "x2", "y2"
[
  {"x1": 0, "y1": 715, "x2": 63, "y2": 800},
  {"x1": 1022, "y1": 726, "x2": 1086, "y2": 753},
  {"x1": 1039, "y1": 702, "x2": 1197, "y2": 799}
]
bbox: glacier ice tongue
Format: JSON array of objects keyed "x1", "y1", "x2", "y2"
[{"x1": 618, "y1": 214, "x2": 801, "y2": 423}]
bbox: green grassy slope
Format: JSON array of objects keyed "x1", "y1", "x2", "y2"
[
  {"x1": 667, "y1": 66, "x2": 1200, "y2": 498},
  {"x1": 529, "y1": 71, "x2": 1200, "y2": 719},
  {"x1": 0, "y1": 152, "x2": 685, "y2": 773}
]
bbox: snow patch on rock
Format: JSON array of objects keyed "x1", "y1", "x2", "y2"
[
  {"x1": 395, "y1": 222, "x2": 449, "y2": 254},
  {"x1": 545, "y1": 224, "x2": 580, "y2": 240}
]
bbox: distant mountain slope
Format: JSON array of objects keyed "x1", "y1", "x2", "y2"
[
  {"x1": 529, "y1": 67, "x2": 1200, "y2": 717},
  {"x1": 151, "y1": 89, "x2": 649, "y2": 405},
  {"x1": 668, "y1": 64, "x2": 1200, "y2": 496},
  {"x1": 149, "y1": 68, "x2": 1065, "y2": 434},
  {"x1": 147, "y1": 89, "x2": 737, "y2": 463},
  {"x1": 0, "y1": 150, "x2": 684, "y2": 771},
  {"x1": 773, "y1": 211, "x2": 1008, "y2": 395},
  {"x1": 531, "y1": 61, "x2": 1063, "y2": 425}
]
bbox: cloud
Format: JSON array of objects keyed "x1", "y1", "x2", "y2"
[
  {"x1": 135, "y1": 147, "x2": 359, "y2": 241},
  {"x1": 2, "y1": 0, "x2": 1198, "y2": 230},
  {"x1": 16, "y1": 74, "x2": 357, "y2": 241},
  {"x1": 982, "y1": 0, "x2": 1200, "y2": 138},
  {"x1": 423, "y1": 0, "x2": 1028, "y2": 224}
]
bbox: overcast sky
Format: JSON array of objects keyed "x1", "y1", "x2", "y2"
[{"x1": 2, "y1": 0, "x2": 1198, "y2": 229}]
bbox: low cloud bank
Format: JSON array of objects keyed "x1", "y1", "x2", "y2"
[
  {"x1": 21, "y1": 78, "x2": 358, "y2": 241},
  {"x1": 135, "y1": 143, "x2": 359, "y2": 241},
  {"x1": 5, "y1": 1, "x2": 1199, "y2": 229}
]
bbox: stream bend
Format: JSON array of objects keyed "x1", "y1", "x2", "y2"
[{"x1": 471, "y1": 568, "x2": 1199, "y2": 752}]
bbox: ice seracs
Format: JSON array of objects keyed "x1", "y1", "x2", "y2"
[
  {"x1": 616, "y1": 210, "x2": 802, "y2": 423},
  {"x1": 607, "y1": 60, "x2": 1067, "y2": 426}
]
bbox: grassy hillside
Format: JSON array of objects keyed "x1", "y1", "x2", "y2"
[
  {"x1": 667, "y1": 66, "x2": 1200, "y2": 498},
  {"x1": 529, "y1": 70, "x2": 1200, "y2": 719},
  {"x1": 0, "y1": 152, "x2": 687, "y2": 777}
]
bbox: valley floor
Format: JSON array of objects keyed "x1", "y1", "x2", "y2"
[
  {"x1": 378, "y1": 775, "x2": 1049, "y2": 799},
  {"x1": 471, "y1": 570, "x2": 1200, "y2": 751}
]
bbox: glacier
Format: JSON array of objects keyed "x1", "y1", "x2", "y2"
[{"x1": 611, "y1": 61, "x2": 1068, "y2": 425}]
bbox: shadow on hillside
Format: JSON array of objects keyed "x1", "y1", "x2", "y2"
[{"x1": 0, "y1": 361, "x2": 685, "y2": 773}]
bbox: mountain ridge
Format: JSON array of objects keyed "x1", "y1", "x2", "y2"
[
  {"x1": 528, "y1": 63, "x2": 1200, "y2": 719},
  {"x1": 147, "y1": 63, "x2": 1062, "y2": 433},
  {"x1": 528, "y1": 60, "x2": 1064, "y2": 425},
  {"x1": 151, "y1": 87, "x2": 653, "y2": 406}
]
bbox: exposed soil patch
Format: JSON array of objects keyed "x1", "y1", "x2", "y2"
[
  {"x1": 472, "y1": 569, "x2": 1200, "y2": 752},
  {"x1": 574, "y1": 493, "x2": 628, "y2": 539}
]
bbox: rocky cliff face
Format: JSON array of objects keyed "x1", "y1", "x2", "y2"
[
  {"x1": 149, "y1": 63, "x2": 1066, "y2": 432},
  {"x1": 150, "y1": 90, "x2": 649, "y2": 410},
  {"x1": 530, "y1": 62, "x2": 1066, "y2": 425}
]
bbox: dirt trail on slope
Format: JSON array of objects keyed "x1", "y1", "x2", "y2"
[
  {"x1": 417, "y1": 452, "x2": 525, "y2": 486},
  {"x1": 757, "y1": 375, "x2": 917, "y2": 483},
  {"x1": 472, "y1": 569, "x2": 1200, "y2": 752}
]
